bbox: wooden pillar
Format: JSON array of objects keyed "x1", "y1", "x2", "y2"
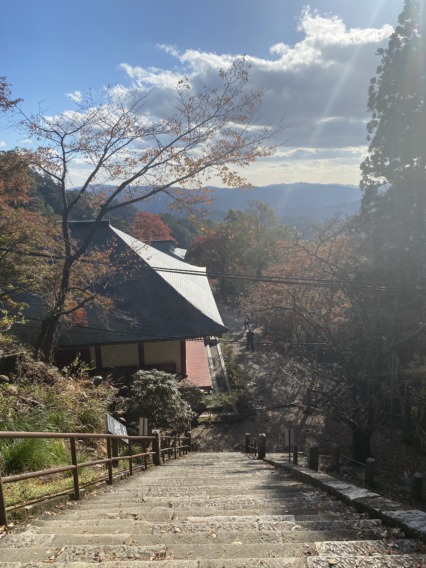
[
  {"x1": 138, "y1": 343, "x2": 145, "y2": 367},
  {"x1": 95, "y1": 346, "x2": 102, "y2": 373},
  {"x1": 180, "y1": 340, "x2": 187, "y2": 376}
]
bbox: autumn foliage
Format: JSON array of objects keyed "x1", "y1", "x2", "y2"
[{"x1": 131, "y1": 211, "x2": 174, "y2": 244}]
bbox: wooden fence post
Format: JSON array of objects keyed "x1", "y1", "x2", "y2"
[
  {"x1": 330, "y1": 444, "x2": 340, "y2": 472},
  {"x1": 293, "y1": 444, "x2": 298, "y2": 465},
  {"x1": 0, "y1": 474, "x2": 7, "y2": 527},
  {"x1": 187, "y1": 431, "x2": 192, "y2": 453},
  {"x1": 258, "y1": 433, "x2": 266, "y2": 460},
  {"x1": 111, "y1": 438, "x2": 119, "y2": 468},
  {"x1": 412, "y1": 472, "x2": 423, "y2": 500},
  {"x1": 69, "y1": 437, "x2": 80, "y2": 500},
  {"x1": 128, "y1": 439, "x2": 133, "y2": 475},
  {"x1": 106, "y1": 438, "x2": 113, "y2": 485},
  {"x1": 153, "y1": 430, "x2": 162, "y2": 466},
  {"x1": 365, "y1": 457, "x2": 375, "y2": 487},
  {"x1": 245, "y1": 433, "x2": 250, "y2": 454},
  {"x1": 307, "y1": 445, "x2": 319, "y2": 471}
]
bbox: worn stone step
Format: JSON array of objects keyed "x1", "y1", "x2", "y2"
[
  {"x1": 73, "y1": 496, "x2": 339, "y2": 510},
  {"x1": 307, "y1": 556, "x2": 426, "y2": 568},
  {"x1": 3, "y1": 452, "x2": 425, "y2": 568},
  {"x1": 28, "y1": 518, "x2": 384, "y2": 535},
  {"x1": 0, "y1": 560, "x2": 304, "y2": 568},
  {"x1": 91, "y1": 486, "x2": 309, "y2": 499},
  {"x1": 7, "y1": 527, "x2": 388, "y2": 547},
  {"x1": 60, "y1": 506, "x2": 326, "y2": 520},
  {"x1": 315, "y1": 538, "x2": 424, "y2": 556},
  {"x1": 0, "y1": 542, "x2": 316, "y2": 562}
]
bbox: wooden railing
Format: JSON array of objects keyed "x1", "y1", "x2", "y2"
[
  {"x1": 244, "y1": 433, "x2": 266, "y2": 459},
  {"x1": 243, "y1": 433, "x2": 425, "y2": 501},
  {"x1": 0, "y1": 430, "x2": 191, "y2": 526}
]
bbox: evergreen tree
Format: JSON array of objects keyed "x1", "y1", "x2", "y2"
[
  {"x1": 360, "y1": 0, "x2": 426, "y2": 265},
  {"x1": 356, "y1": 0, "x2": 426, "y2": 445}
]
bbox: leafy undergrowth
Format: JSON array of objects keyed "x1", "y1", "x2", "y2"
[{"x1": 0, "y1": 336, "x2": 118, "y2": 507}]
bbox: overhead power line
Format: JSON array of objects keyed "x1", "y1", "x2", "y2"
[{"x1": 1, "y1": 246, "x2": 425, "y2": 293}]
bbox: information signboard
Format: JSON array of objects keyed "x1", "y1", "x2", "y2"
[{"x1": 105, "y1": 414, "x2": 128, "y2": 442}]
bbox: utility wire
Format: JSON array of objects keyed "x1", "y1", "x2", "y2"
[{"x1": 1, "y1": 246, "x2": 423, "y2": 292}]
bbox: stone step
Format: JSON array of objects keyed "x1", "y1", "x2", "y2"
[
  {"x1": 308, "y1": 556, "x2": 426, "y2": 568},
  {"x1": 72, "y1": 496, "x2": 342, "y2": 510},
  {"x1": 28, "y1": 518, "x2": 384, "y2": 534},
  {"x1": 0, "y1": 542, "x2": 316, "y2": 562},
  {"x1": 4, "y1": 527, "x2": 387, "y2": 546},
  {"x1": 56, "y1": 506, "x2": 352, "y2": 522},
  {"x1": 315, "y1": 538, "x2": 423, "y2": 556},
  {"x1": 1, "y1": 562, "x2": 426, "y2": 568},
  {"x1": 91, "y1": 486, "x2": 309, "y2": 499},
  {"x1": 0, "y1": 560, "x2": 302, "y2": 568},
  {"x1": 3, "y1": 453, "x2": 425, "y2": 568},
  {"x1": 1, "y1": 542, "x2": 424, "y2": 566}
]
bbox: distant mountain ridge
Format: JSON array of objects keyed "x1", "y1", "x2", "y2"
[
  {"x1": 71, "y1": 182, "x2": 363, "y2": 223},
  {"x1": 208, "y1": 182, "x2": 362, "y2": 221},
  {"x1": 132, "y1": 182, "x2": 363, "y2": 222}
]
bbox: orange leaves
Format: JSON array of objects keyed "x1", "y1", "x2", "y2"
[
  {"x1": 131, "y1": 211, "x2": 174, "y2": 243},
  {"x1": 69, "y1": 308, "x2": 88, "y2": 327},
  {"x1": 0, "y1": 150, "x2": 36, "y2": 205}
]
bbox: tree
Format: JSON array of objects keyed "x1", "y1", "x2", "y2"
[
  {"x1": 131, "y1": 211, "x2": 173, "y2": 243},
  {"x1": 159, "y1": 213, "x2": 200, "y2": 248},
  {"x1": 124, "y1": 369, "x2": 193, "y2": 433},
  {"x1": 0, "y1": 151, "x2": 56, "y2": 331},
  {"x1": 244, "y1": 220, "x2": 400, "y2": 461},
  {"x1": 361, "y1": 1, "x2": 425, "y2": 219},
  {"x1": 358, "y1": 0, "x2": 426, "y2": 444},
  {"x1": 360, "y1": 0, "x2": 426, "y2": 277},
  {"x1": 0, "y1": 77, "x2": 22, "y2": 113},
  {"x1": 188, "y1": 200, "x2": 288, "y2": 298},
  {"x1": 19, "y1": 58, "x2": 280, "y2": 360}
]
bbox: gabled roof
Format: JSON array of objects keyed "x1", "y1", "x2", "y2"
[
  {"x1": 111, "y1": 226, "x2": 223, "y2": 330},
  {"x1": 15, "y1": 221, "x2": 227, "y2": 348}
]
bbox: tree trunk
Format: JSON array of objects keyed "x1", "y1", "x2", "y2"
[{"x1": 35, "y1": 314, "x2": 61, "y2": 363}]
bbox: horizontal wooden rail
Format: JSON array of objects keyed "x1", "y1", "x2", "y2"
[{"x1": 0, "y1": 429, "x2": 191, "y2": 527}]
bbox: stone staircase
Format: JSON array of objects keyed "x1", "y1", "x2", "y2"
[{"x1": 1, "y1": 452, "x2": 425, "y2": 567}]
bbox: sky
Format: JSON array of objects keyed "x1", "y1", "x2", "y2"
[{"x1": 1, "y1": 0, "x2": 404, "y2": 187}]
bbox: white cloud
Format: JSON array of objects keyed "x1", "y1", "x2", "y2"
[
  {"x1": 63, "y1": 7, "x2": 394, "y2": 186},
  {"x1": 19, "y1": 138, "x2": 33, "y2": 145},
  {"x1": 66, "y1": 90, "x2": 83, "y2": 103},
  {"x1": 0, "y1": 141, "x2": 6, "y2": 148},
  {"x1": 118, "y1": 8, "x2": 391, "y2": 156}
]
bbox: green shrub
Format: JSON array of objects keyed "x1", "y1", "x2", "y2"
[{"x1": 124, "y1": 369, "x2": 193, "y2": 433}]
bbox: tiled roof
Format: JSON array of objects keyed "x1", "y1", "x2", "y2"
[
  {"x1": 111, "y1": 226, "x2": 224, "y2": 329},
  {"x1": 13, "y1": 221, "x2": 227, "y2": 348},
  {"x1": 185, "y1": 340, "x2": 212, "y2": 390}
]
